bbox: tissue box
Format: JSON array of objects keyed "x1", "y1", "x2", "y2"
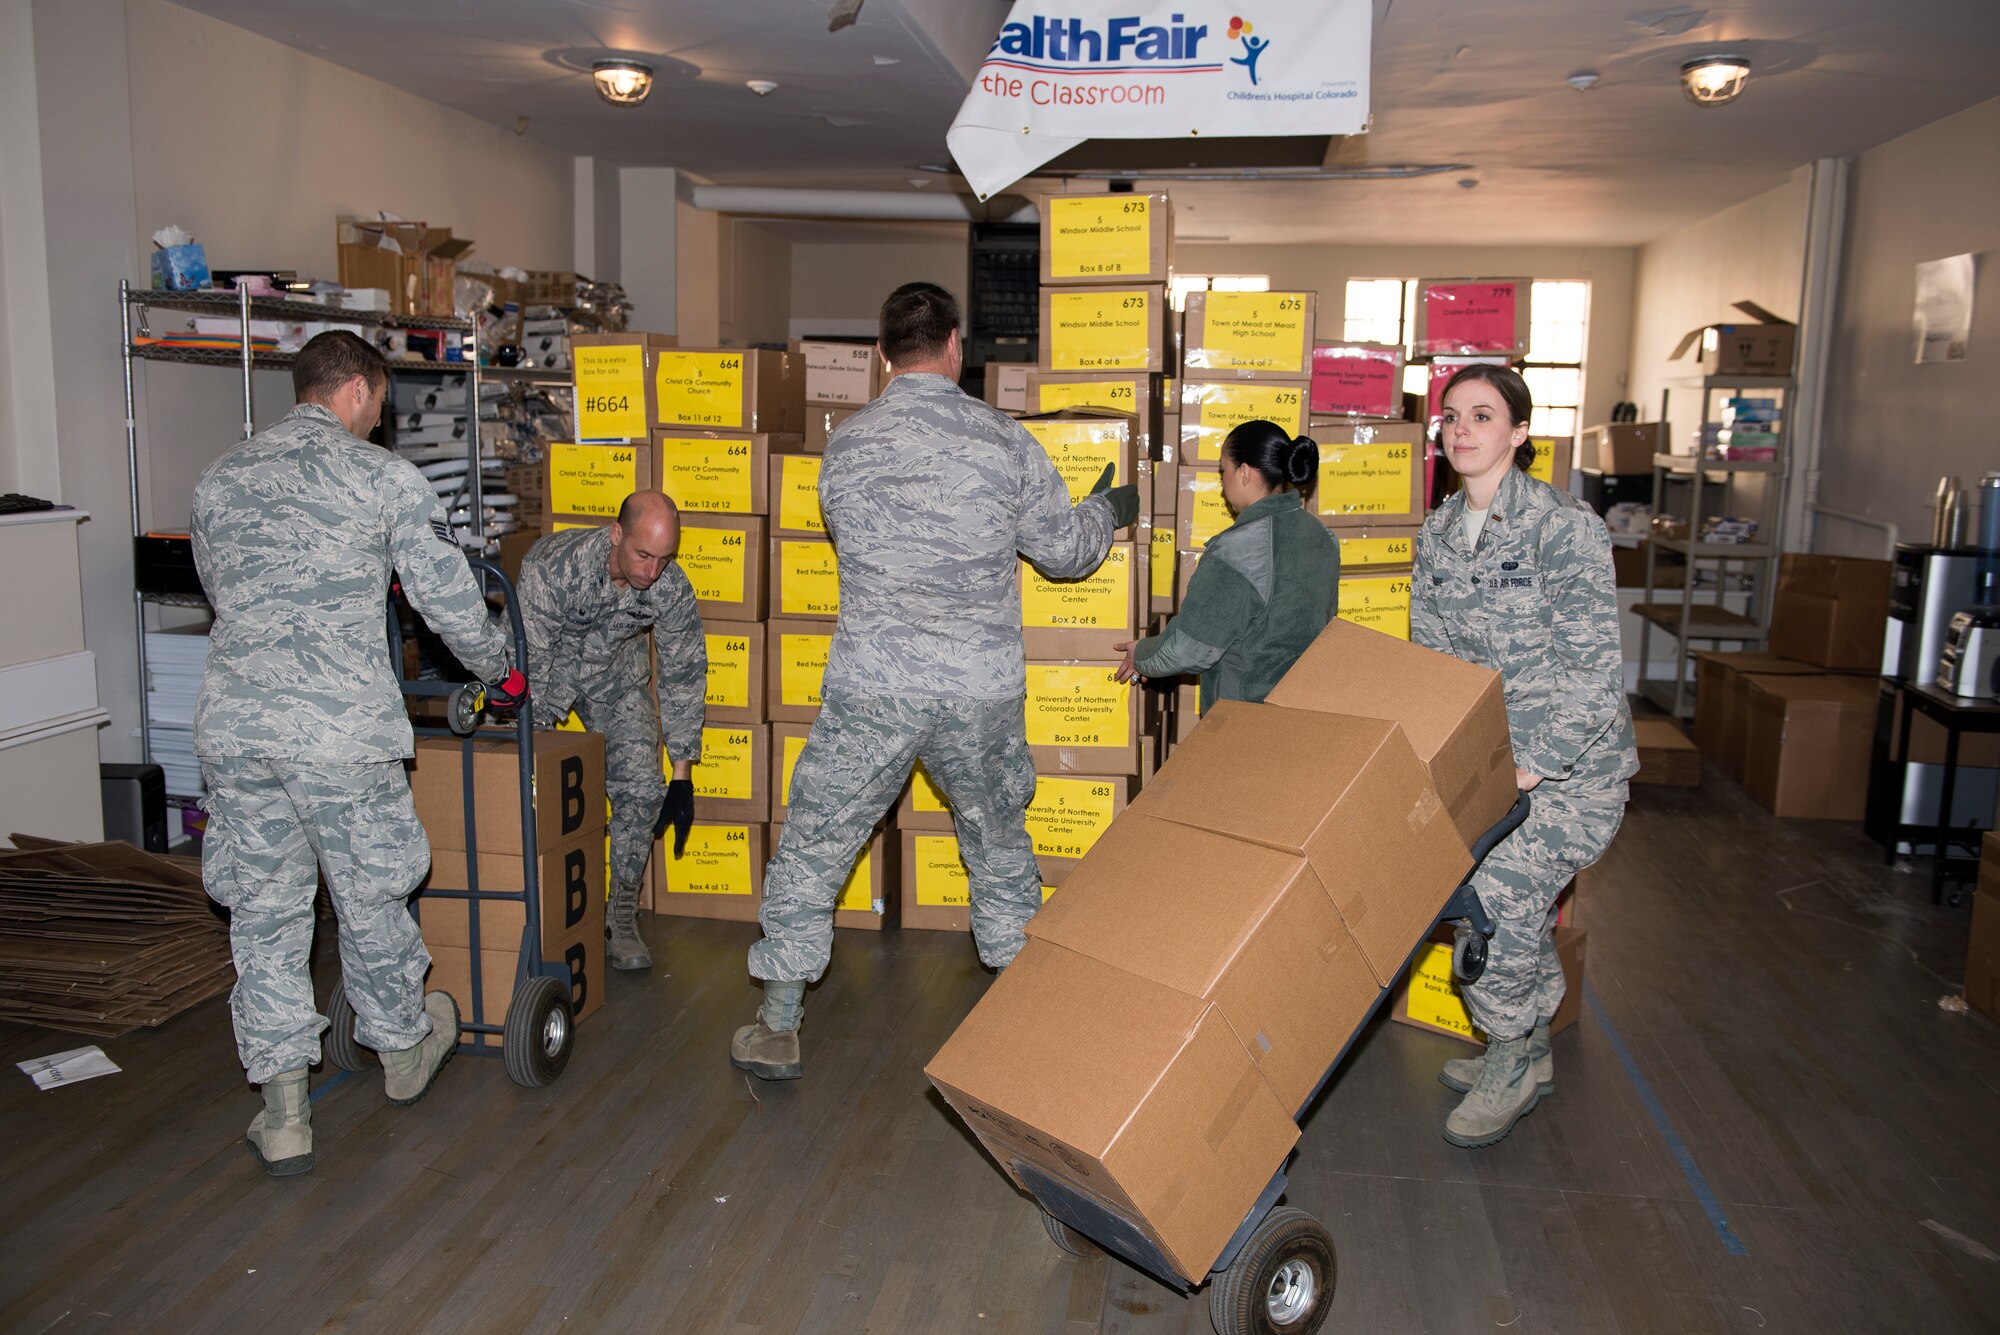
[{"x1": 151, "y1": 244, "x2": 210, "y2": 291}]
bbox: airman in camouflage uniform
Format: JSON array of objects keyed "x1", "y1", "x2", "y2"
[
  {"x1": 1414, "y1": 368, "x2": 1636, "y2": 1149},
  {"x1": 194, "y1": 331, "x2": 514, "y2": 1175},
  {"x1": 733, "y1": 282, "x2": 1138, "y2": 1081},
  {"x1": 518, "y1": 495, "x2": 706, "y2": 970}
]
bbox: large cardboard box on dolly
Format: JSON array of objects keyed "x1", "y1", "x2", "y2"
[
  {"x1": 1390, "y1": 925, "x2": 1586, "y2": 1044},
  {"x1": 925, "y1": 938, "x2": 1301, "y2": 1284},
  {"x1": 1740, "y1": 673, "x2": 1878, "y2": 819},
  {"x1": 1767, "y1": 554, "x2": 1892, "y2": 672},
  {"x1": 1691, "y1": 651, "x2": 1822, "y2": 779},
  {"x1": 410, "y1": 730, "x2": 606, "y2": 858},
  {"x1": 1040, "y1": 193, "x2": 1174, "y2": 286},
  {"x1": 652, "y1": 348, "x2": 803, "y2": 434},
  {"x1": 1965, "y1": 833, "x2": 2000, "y2": 1022},
  {"x1": 1264, "y1": 618, "x2": 1517, "y2": 851}
]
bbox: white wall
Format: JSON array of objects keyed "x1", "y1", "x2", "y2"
[
  {"x1": 618, "y1": 167, "x2": 678, "y2": 335},
  {"x1": 790, "y1": 230, "x2": 970, "y2": 339},
  {"x1": 1817, "y1": 95, "x2": 2000, "y2": 553},
  {"x1": 0, "y1": 0, "x2": 60, "y2": 502}
]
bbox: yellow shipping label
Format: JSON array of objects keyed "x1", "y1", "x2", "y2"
[
  {"x1": 1036, "y1": 377, "x2": 1140, "y2": 414},
  {"x1": 778, "y1": 731, "x2": 809, "y2": 805},
  {"x1": 669, "y1": 825, "x2": 755, "y2": 895},
  {"x1": 776, "y1": 454, "x2": 825, "y2": 534},
  {"x1": 1020, "y1": 419, "x2": 1127, "y2": 502},
  {"x1": 1189, "y1": 292, "x2": 1309, "y2": 374},
  {"x1": 1048, "y1": 289, "x2": 1155, "y2": 371},
  {"x1": 777, "y1": 630, "x2": 830, "y2": 707},
  {"x1": 1048, "y1": 196, "x2": 1153, "y2": 279},
  {"x1": 655, "y1": 351, "x2": 747, "y2": 428},
  {"x1": 1186, "y1": 474, "x2": 1232, "y2": 548},
  {"x1": 777, "y1": 539, "x2": 841, "y2": 617},
  {"x1": 1527, "y1": 438, "x2": 1561, "y2": 487},
  {"x1": 549, "y1": 443, "x2": 639, "y2": 517},
  {"x1": 1026, "y1": 664, "x2": 1130, "y2": 749},
  {"x1": 704, "y1": 631, "x2": 753, "y2": 709},
  {"x1": 573, "y1": 345, "x2": 648, "y2": 440},
  {"x1": 690, "y1": 726, "x2": 756, "y2": 801},
  {"x1": 676, "y1": 524, "x2": 748, "y2": 603},
  {"x1": 1041, "y1": 885, "x2": 1059, "y2": 902},
  {"x1": 1403, "y1": 941, "x2": 1483, "y2": 1038},
  {"x1": 558, "y1": 710, "x2": 584, "y2": 732},
  {"x1": 657, "y1": 435, "x2": 755, "y2": 512},
  {"x1": 1338, "y1": 574, "x2": 1413, "y2": 641},
  {"x1": 1149, "y1": 527, "x2": 1176, "y2": 599},
  {"x1": 1024, "y1": 777, "x2": 1119, "y2": 861},
  {"x1": 1319, "y1": 440, "x2": 1416, "y2": 518},
  {"x1": 1183, "y1": 382, "x2": 1307, "y2": 462},
  {"x1": 1021, "y1": 545, "x2": 1130, "y2": 630},
  {"x1": 1338, "y1": 533, "x2": 1416, "y2": 568},
  {"x1": 552, "y1": 520, "x2": 593, "y2": 531},
  {"x1": 913, "y1": 834, "x2": 971, "y2": 907},
  {"x1": 836, "y1": 845, "x2": 874, "y2": 912}
]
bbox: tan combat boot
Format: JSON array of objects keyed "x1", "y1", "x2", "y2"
[
  {"x1": 606, "y1": 878, "x2": 651, "y2": 970},
  {"x1": 1439, "y1": 1023, "x2": 1553, "y2": 1099},
  {"x1": 730, "y1": 980, "x2": 804, "y2": 1080},
  {"x1": 381, "y1": 991, "x2": 460, "y2": 1106},
  {"x1": 245, "y1": 1068, "x2": 313, "y2": 1177},
  {"x1": 1443, "y1": 1035, "x2": 1538, "y2": 1148}
]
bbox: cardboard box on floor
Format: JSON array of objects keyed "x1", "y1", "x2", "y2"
[
  {"x1": 1390, "y1": 925, "x2": 1586, "y2": 1044},
  {"x1": 653, "y1": 348, "x2": 803, "y2": 434},
  {"x1": 1264, "y1": 618, "x2": 1517, "y2": 851},
  {"x1": 1691, "y1": 651, "x2": 1822, "y2": 779},
  {"x1": 925, "y1": 938, "x2": 1301, "y2": 1283},
  {"x1": 704, "y1": 623, "x2": 767, "y2": 727},
  {"x1": 1633, "y1": 718, "x2": 1700, "y2": 787},
  {"x1": 1767, "y1": 554, "x2": 1892, "y2": 671},
  {"x1": 1740, "y1": 673, "x2": 1878, "y2": 819},
  {"x1": 650, "y1": 820, "x2": 766, "y2": 922},
  {"x1": 1965, "y1": 833, "x2": 2000, "y2": 1022},
  {"x1": 410, "y1": 730, "x2": 607, "y2": 857}
]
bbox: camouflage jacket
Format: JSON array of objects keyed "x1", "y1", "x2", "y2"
[
  {"x1": 1411, "y1": 465, "x2": 1637, "y2": 791},
  {"x1": 193, "y1": 403, "x2": 511, "y2": 761},
  {"x1": 819, "y1": 372, "x2": 1119, "y2": 699},
  {"x1": 518, "y1": 524, "x2": 706, "y2": 762}
]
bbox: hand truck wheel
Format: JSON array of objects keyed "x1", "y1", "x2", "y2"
[
  {"x1": 1041, "y1": 1208, "x2": 1099, "y2": 1258},
  {"x1": 323, "y1": 974, "x2": 372, "y2": 1072},
  {"x1": 446, "y1": 681, "x2": 488, "y2": 736},
  {"x1": 503, "y1": 973, "x2": 574, "y2": 1088},
  {"x1": 1452, "y1": 924, "x2": 1488, "y2": 983},
  {"x1": 1207, "y1": 1206, "x2": 1335, "y2": 1335}
]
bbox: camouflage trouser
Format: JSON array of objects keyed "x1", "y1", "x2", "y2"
[
  {"x1": 750, "y1": 692, "x2": 1041, "y2": 983},
  {"x1": 573, "y1": 687, "x2": 665, "y2": 890},
  {"x1": 1463, "y1": 783, "x2": 1626, "y2": 1041},
  {"x1": 200, "y1": 758, "x2": 436, "y2": 1083}
]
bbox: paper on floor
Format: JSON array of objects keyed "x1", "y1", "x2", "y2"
[{"x1": 17, "y1": 1046, "x2": 121, "y2": 1091}]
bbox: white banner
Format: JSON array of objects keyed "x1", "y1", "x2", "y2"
[{"x1": 948, "y1": 1, "x2": 1373, "y2": 199}]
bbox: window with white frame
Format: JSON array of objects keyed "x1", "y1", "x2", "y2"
[{"x1": 1171, "y1": 273, "x2": 1270, "y2": 312}]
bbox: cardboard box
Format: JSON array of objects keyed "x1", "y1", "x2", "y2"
[
  {"x1": 652, "y1": 821, "x2": 766, "y2": 922},
  {"x1": 769, "y1": 452, "x2": 827, "y2": 537},
  {"x1": 898, "y1": 769, "x2": 1131, "y2": 880},
  {"x1": 1265, "y1": 618, "x2": 1517, "y2": 851},
  {"x1": 1126, "y1": 700, "x2": 1471, "y2": 986},
  {"x1": 1691, "y1": 651, "x2": 1823, "y2": 778},
  {"x1": 1768, "y1": 554, "x2": 1892, "y2": 671},
  {"x1": 654, "y1": 431, "x2": 793, "y2": 515},
  {"x1": 769, "y1": 722, "x2": 814, "y2": 822},
  {"x1": 678, "y1": 515, "x2": 767, "y2": 623},
  {"x1": 1579, "y1": 423, "x2": 1666, "y2": 474},
  {"x1": 425, "y1": 922, "x2": 605, "y2": 1031},
  {"x1": 653, "y1": 348, "x2": 803, "y2": 433},
  {"x1": 983, "y1": 362, "x2": 1033, "y2": 413},
  {"x1": 1022, "y1": 370, "x2": 1156, "y2": 424},
  {"x1": 1175, "y1": 467, "x2": 1233, "y2": 552},
  {"x1": 1390, "y1": 926, "x2": 1585, "y2": 1044},
  {"x1": 804, "y1": 405, "x2": 861, "y2": 454},
  {"x1": 1178, "y1": 379, "x2": 1310, "y2": 464},
  {"x1": 769, "y1": 534, "x2": 841, "y2": 621},
  {"x1": 1670, "y1": 301, "x2": 1797, "y2": 377},
  {"x1": 1148, "y1": 523, "x2": 1177, "y2": 615},
  {"x1": 1633, "y1": 718, "x2": 1700, "y2": 786},
  {"x1": 1412, "y1": 279, "x2": 1530, "y2": 357},
  {"x1": 545, "y1": 441, "x2": 653, "y2": 525},
  {"x1": 900, "y1": 829, "x2": 977, "y2": 931},
  {"x1": 795, "y1": 339, "x2": 884, "y2": 406},
  {"x1": 421, "y1": 833, "x2": 606, "y2": 952},
  {"x1": 1039, "y1": 285, "x2": 1170, "y2": 374},
  {"x1": 1021, "y1": 541, "x2": 1139, "y2": 659},
  {"x1": 1181, "y1": 291, "x2": 1316, "y2": 379},
  {"x1": 570, "y1": 333, "x2": 678, "y2": 441},
  {"x1": 410, "y1": 730, "x2": 607, "y2": 857},
  {"x1": 1337, "y1": 568, "x2": 1414, "y2": 642},
  {"x1": 1335, "y1": 526, "x2": 1422, "y2": 571},
  {"x1": 925, "y1": 938, "x2": 1300, "y2": 1283},
  {"x1": 1027, "y1": 812, "x2": 1377, "y2": 1111},
  {"x1": 1966, "y1": 832, "x2": 2000, "y2": 1022},
  {"x1": 1026, "y1": 660, "x2": 1141, "y2": 775},
  {"x1": 1527, "y1": 436, "x2": 1573, "y2": 494},
  {"x1": 1016, "y1": 412, "x2": 1140, "y2": 513},
  {"x1": 704, "y1": 623, "x2": 766, "y2": 727},
  {"x1": 1040, "y1": 192, "x2": 1173, "y2": 286},
  {"x1": 1313, "y1": 423, "x2": 1425, "y2": 528},
  {"x1": 1741, "y1": 673, "x2": 1878, "y2": 819},
  {"x1": 1310, "y1": 342, "x2": 1404, "y2": 418},
  {"x1": 692, "y1": 721, "x2": 769, "y2": 822},
  {"x1": 766, "y1": 618, "x2": 834, "y2": 724}
]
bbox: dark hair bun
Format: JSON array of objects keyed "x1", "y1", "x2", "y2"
[
  {"x1": 1287, "y1": 436, "x2": 1319, "y2": 489},
  {"x1": 1513, "y1": 439, "x2": 1538, "y2": 472}
]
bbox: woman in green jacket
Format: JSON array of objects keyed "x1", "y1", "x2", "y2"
[{"x1": 1115, "y1": 419, "x2": 1339, "y2": 706}]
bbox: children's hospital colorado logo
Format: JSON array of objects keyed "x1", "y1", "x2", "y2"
[{"x1": 1227, "y1": 15, "x2": 1270, "y2": 86}]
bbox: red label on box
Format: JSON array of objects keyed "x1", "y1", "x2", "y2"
[
  {"x1": 1420, "y1": 283, "x2": 1520, "y2": 356},
  {"x1": 1311, "y1": 346, "x2": 1400, "y2": 417}
]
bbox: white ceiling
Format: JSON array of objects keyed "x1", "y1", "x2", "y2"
[{"x1": 165, "y1": 0, "x2": 2000, "y2": 246}]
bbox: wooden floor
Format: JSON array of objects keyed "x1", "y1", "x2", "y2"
[{"x1": 6, "y1": 767, "x2": 2000, "y2": 1334}]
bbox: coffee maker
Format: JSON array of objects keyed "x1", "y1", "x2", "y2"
[{"x1": 1884, "y1": 543, "x2": 1981, "y2": 686}]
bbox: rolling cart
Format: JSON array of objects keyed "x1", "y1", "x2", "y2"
[
  {"x1": 1028, "y1": 792, "x2": 1532, "y2": 1335},
  {"x1": 323, "y1": 558, "x2": 576, "y2": 1088}
]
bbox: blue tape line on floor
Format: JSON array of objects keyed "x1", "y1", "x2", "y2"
[
  {"x1": 1583, "y1": 983, "x2": 1750, "y2": 1258},
  {"x1": 308, "y1": 1069, "x2": 356, "y2": 1104}
]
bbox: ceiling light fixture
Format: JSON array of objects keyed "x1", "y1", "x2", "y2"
[
  {"x1": 747, "y1": 79, "x2": 779, "y2": 97},
  {"x1": 1566, "y1": 71, "x2": 1601, "y2": 92},
  {"x1": 592, "y1": 60, "x2": 654, "y2": 107},
  {"x1": 1680, "y1": 55, "x2": 1750, "y2": 106}
]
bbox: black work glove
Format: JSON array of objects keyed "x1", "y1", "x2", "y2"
[
  {"x1": 655, "y1": 778, "x2": 696, "y2": 858},
  {"x1": 484, "y1": 668, "x2": 529, "y2": 713},
  {"x1": 1088, "y1": 462, "x2": 1141, "y2": 529}
]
